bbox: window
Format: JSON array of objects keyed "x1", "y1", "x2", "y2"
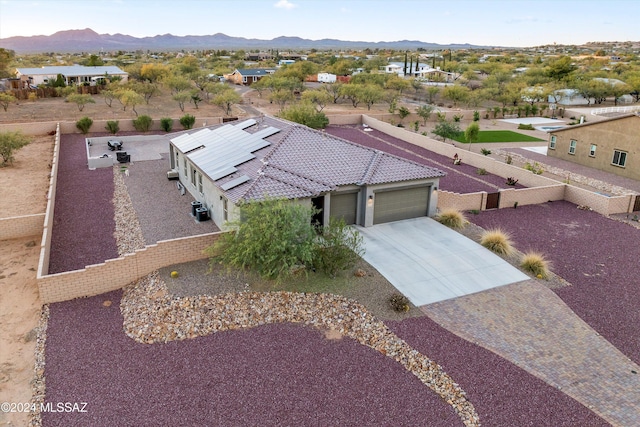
[
  {"x1": 589, "y1": 144, "x2": 597, "y2": 157},
  {"x1": 183, "y1": 158, "x2": 187, "y2": 176},
  {"x1": 198, "y1": 172, "x2": 203, "y2": 194},
  {"x1": 191, "y1": 166, "x2": 197, "y2": 185},
  {"x1": 222, "y1": 197, "x2": 228, "y2": 221},
  {"x1": 569, "y1": 140, "x2": 577, "y2": 155},
  {"x1": 612, "y1": 150, "x2": 627, "y2": 167},
  {"x1": 549, "y1": 135, "x2": 556, "y2": 150}
]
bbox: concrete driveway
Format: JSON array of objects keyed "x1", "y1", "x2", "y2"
[{"x1": 355, "y1": 217, "x2": 529, "y2": 306}]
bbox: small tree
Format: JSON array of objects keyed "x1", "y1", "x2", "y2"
[
  {"x1": 160, "y1": 117, "x2": 173, "y2": 132},
  {"x1": 398, "y1": 106, "x2": 410, "y2": 123},
  {"x1": 279, "y1": 103, "x2": 329, "y2": 129},
  {"x1": 173, "y1": 91, "x2": 192, "y2": 112},
  {"x1": 102, "y1": 90, "x2": 116, "y2": 107},
  {"x1": 118, "y1": 89, "x2": 144, "y2": 116},
  {"x1": 66, "y1": 93, "x2": 95, "y2": 112},
  {"x1": 464, "y1": 122, "x2": 480, "y2": 150},
  {"x1": 213, "y1": 89, "x2": 241, "y2": 115},
  {"x1": 432, "y1": 119, "x2": 461, "y2": 143},
  {"x1": 75, "y1": 116, "x2": 93, "y2": 135},
  {"x1": 132, "y1": 115, "x2": 153, "y2": 132},
  {"x1": 105, "y1": 120, "x2": 120, "y2": 134},
  {"x1": 312, "y1": 218, "x2": 364, "y2": 277},
  {"x1": 0, "y1": 93, "x2": 17, "y2": 112},
  {"x1": 416, "y1": 104, "x2": 434, "y2": 125},
  {"x1": 179, "y1": 114, "x2": 196, "y2": 130},
  {"x1": 0, "y1": 131, "x2": 31, "y2": 166}
]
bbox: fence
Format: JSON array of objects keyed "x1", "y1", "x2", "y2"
[
  {"x1": 361, "y1": 115, "x2": 637, "y2": 215},
  {"x1": 37, "y1": 232, "x2": 221, "y2": 304},
  {"x1": 37, "y1": 124, "x2": 61, "y2": 278},
  {"x1": 0, "y1": 213, "x2": 45, "y2": 241}
]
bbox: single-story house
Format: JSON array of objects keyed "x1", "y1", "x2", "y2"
[
  {"x1": 547, "y1": 113, "x2": 640, "y2": 181},
  {"x1": 168, "y1": 116, "x2": 445, "y2": 229},
  {"x1": 224, "y1": 68, "x2": 276, "y2": 85},
  {"x1": 14, "y1": 65, "x2": 128, "y2": 87},
  {"x1": 318, "y1": 72, "x2": 337, "y2": 83},
  {"x1": 548, "y1": 89, "x2": 593, "y2": 106}
]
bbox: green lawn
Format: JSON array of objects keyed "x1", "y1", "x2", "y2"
[{"x1": 452, "y1": 130, "x2": 545, "y2": 143}]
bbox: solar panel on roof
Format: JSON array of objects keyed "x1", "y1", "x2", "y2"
[
  {"x1": 235, "y1": 119, "x2": 257, "y2": 129},
  {"x1": 253, "y1": 126, "x2": 280, "y2": 139},
  {"x1": 220, "y1": 175, "x2": 251, "y2": 191},
  {"x1": 209, "y1": 165, "x2": 238, "y2": 181}
]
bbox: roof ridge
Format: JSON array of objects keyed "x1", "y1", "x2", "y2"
[
  {"x1": 359, "y1": 150, "x2": 384, "y2": 184},
  {"x1": 266, "y1": 163, "x2": 334, "y2": 191}
]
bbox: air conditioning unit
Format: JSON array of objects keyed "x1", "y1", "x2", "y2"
[
  {"x1": 191, "y1": 201, "x2": 203, "y2": 216},
  {"x1": 195, "y1": 207, "x2": 209, "y2": 222},
  {"x1": 167, "y1": 169, "x2": 179, "y2": 180}
]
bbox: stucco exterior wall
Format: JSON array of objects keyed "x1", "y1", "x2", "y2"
[{"x1": 547, "y1": 115, "x2": 640, "y2": 181}]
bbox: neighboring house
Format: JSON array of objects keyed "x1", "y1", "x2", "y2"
[
  {"x1": 547, "y1": 113, "x2": 640, "y2": 181},
  {"x1": 381, "y1": 62, "x2": 457, "y2": 82},
  {"x1": 14, "y1": 65, "x2": 128, "y2": 87},
  {"x1": 224, "y1": 68, "x2": 276, "y2": 85},
  {"x1": 168, "y1": 116, "x2": 445, "y2": 229}
]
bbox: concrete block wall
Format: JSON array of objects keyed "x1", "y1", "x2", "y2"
[
  {"x1": 437, "y1": 190, "x2": 484, "y2": 212},
  {"x1": 499, "y1": 185, "x2": 565, "y2": 209},
  {"x1": 38, "y1": 232, "x2": 221, "y2": 304},
  {"x1": 59, "y1": 117, "x2": 223, "y2": 134},
  {"x1": 37, "y1": 124, "x2": 61, "y2": 280},
  {"x1": 0, "y1": 214, "x2": 45, "y2": 241},
  {"x1": 564, "y1": 186, "x2": 634, "y2": 215},
  {"x1": 326, "y1": 114, "x2": 363, "y2": 125}
]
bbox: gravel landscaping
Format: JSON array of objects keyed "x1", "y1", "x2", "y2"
[
  {"x1": 48, "y1": 134, "x2": 118, "y2": 274},
  {"x1": 326, "y1": 125, "x2": 524, "y2": 193},
  {"x1": 469, "y1": 201, "x2": 640, "y2": 365}
]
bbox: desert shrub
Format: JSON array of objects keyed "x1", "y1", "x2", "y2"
[
  {"x1": 453, "y1": 114, "x2": 463, "y2": 122},
  {"x1": 0, "y1": 131, "x2": 31, "y2": 166},
  {"x1": 105, "y1": 120, "x2": 119, "y2": 134},
  {"x1": 278, "y1": 103, "x2": 329, "y2": 129},
  {"x1": 132, "y1": 115, "x2": 153, "y2": 132},
  {"x1": 518, "y1": 123, "x2": 535, "y2": 130},
  {"x1": 473, "y1": 110, "x2": 480, "y2": 121},
  {"x1": 506, "y1": 177, "x2": 519, "y2": 186},
  {"x1": 505, "y1": 155, "x2": 512, "y2": 164},
  {"x1": 480, "y1": 148, "x2": 491, "y2": 156},
  {"x1": 524, "y1": 161, "x2": 544, "y2": 175},
  {"x1": 312, "y1": 218, "x2": 364, "y2": 277},
  {"x1": 521, "y1": 252, "x2": 550, "y2": 279},
  {"x1": 160, "y1": 117, "x2": 173, "y2": 132},
  {"x1": 436, "y1": 208, "x2": 467, "y2": 229},
  {"x1": 476, "y1": 168, "x2": 488, "y2": 175},
  {"x1": 389, "y1": 294, "x2": 410, "y2": 312},
  {"x1": 180, "y1": 114, "x2": 196, "y2": 130},
  {"x1": 75, "y1": 116, "x2": 93, "y2": 134},
  {"x1": 480, "y1": 229, "x2": 514, "y2": 256},
  {"x1": 206, "y1": 198, "x2": 363, "y2": 281}
]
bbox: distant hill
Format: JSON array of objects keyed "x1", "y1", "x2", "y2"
[{"x1": 0, "y1": 28, "x2": 491, "y2": 53}]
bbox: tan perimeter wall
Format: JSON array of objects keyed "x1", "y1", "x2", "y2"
[
  {"x1": 37, "y1": 124, "x2": 61, "y2": 278},
  {"x1": 362, "y1": 115, "x2": 635, "y2": 215},
  {"x1": 0, "y1": 214, "x2": 45, "y2": 241},
  {"x1": 38, "y1": 232, "x2": 221, "y2": 304}
]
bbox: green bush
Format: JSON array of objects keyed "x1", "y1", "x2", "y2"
[
  {"x1": 312, "y1": 218, "x2": 364, "y2": 276},
  {"x1": 206, "y1": 198, "x2": 363, "y2": 280},
  {"x1": 0, "y1": 131, "x2": 31, "y2": 166},
  {"x1": 473, "y1": 110, "x2": 480, "y2": 121},
  {"x1": 480, "y1": 229, "x2": 514, "y2": 256},
  {"x1": 279, "y1": 103, "x2": 329, "y2": 129},
  {"x1": 517, "y1": 123, "x2": 535, "y2": 130},
  {"x1": 105, "y1": 120, "x2": 119, "y2": 135},
  {"x1": 524, "y1": 161, "x2": 544, "y2": 175},
  {"x1": 480, "y1": 148, "x2": 492, "y2": 156},
  {"x1": 476, "y1": 168, "x2": 488, "y2": 175},
  {"x1": 75, "y1": 116, "x2": 93, "y2": 134},
  {"x1": 521, "y1": 252, "x2": 550, "y2": 279},
  {"x1": 160, "y1": 117, "x2": 173, "y2": 132},
  {"x1": 436, "y1": 208, "x2": 467, "y2": 229},
  {"x1": 132, "y1": 115, "x2": 153, "y2": 132},
  {"x1": 180, "y1": 114, "x2": 196, "y2": 130}
]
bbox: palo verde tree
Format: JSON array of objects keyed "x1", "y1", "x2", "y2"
[
  {"x1": 432, "y1": 118, "x2": 461, "y2": 143},
  {"x1": 0, "y1": 93, "x2": 17, "y2": 112},
  {"x1": 66, "y1": 93, "x2": 95, "y2": 111},
  {"x1": 464, "y1": 122, "x2": 480, "y2": 150}
]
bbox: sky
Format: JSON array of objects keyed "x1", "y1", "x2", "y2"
[{"x1": 0, "y1": 0, "x2": 638, "y2": 47}]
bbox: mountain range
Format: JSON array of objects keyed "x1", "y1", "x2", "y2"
[{"x1": 0, "y1": 28, "x2": 490, "y2": 53}]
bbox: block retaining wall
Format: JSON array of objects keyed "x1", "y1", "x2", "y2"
[
  {"x1": 0, "y1": 214, "x2": 45, "y2": 241},
  {"x1": 37, "y1": 232, "x2": 221, "y2": 304}
]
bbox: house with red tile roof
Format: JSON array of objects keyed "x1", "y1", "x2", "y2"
[{"x1": 169, "y1": 116, "x2": 445, "y2": 229}]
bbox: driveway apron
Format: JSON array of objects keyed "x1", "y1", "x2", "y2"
[{"x1": 355, "y1": 217, "x2": 529, "y2": 306}]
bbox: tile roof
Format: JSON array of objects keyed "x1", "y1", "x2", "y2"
[{"x1": 173, "y1": 116, "x2": 445, "y2": 203}]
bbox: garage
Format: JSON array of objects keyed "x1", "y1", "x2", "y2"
[
  {"x1": 373, "y1": 186, "x2": 430, "y2": 225},
  {"x1": 330, "y1": 192, "x2": 358, "y2": 225}
]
